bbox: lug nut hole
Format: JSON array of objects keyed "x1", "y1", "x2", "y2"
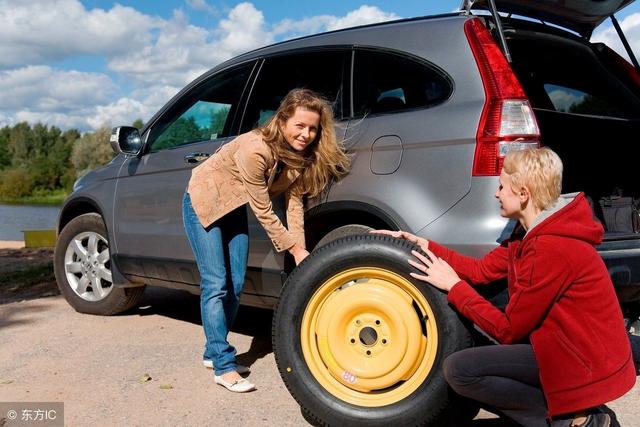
[{"x1": 359, "y1": 327, "x2": 378, "y2": 346}]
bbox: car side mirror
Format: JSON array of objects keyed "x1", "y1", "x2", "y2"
[{"x1": 110, "y1": 126, "x2": 143, "y2": 155}]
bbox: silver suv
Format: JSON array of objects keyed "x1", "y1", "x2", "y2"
[{"x1": 54, "y1": 1, "x2": 640, "y2": 424}]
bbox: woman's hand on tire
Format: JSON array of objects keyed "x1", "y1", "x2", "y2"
[
  {"x1": 370, "y1": 229, "x2": 429, "y2": 252},
  {"x1": 289, "y1": 244, "x2": 310, "y2": 265},
  {"x1": 408, "y1": 248, "x2": 461, "y2": 292}
]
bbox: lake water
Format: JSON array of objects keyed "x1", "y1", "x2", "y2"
[{"x1": 0, "y1": 203, "x2": 60, "y2": 241}]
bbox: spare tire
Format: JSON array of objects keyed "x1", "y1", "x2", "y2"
[{"x1": 272, "y1": 234, "x2": 473, "y2": 426}]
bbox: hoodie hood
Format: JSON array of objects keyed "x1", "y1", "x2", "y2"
[{"x1": 525, "y1": 192, "x2": 604, "y2": 246}]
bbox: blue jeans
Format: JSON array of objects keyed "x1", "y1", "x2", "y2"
[{"x1": 182, "y1": 192, "x2": 249, "y2": 376}]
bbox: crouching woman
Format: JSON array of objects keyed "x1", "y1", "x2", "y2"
[{"x1": 378, "y1": 147, "x2": 635, "y2": 426}]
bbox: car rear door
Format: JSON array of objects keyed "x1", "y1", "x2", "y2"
[
  {"x1": 235, "y1": 48, "x2": 349, "y2": 303},
  {"x1": 337, "y1": 47, "x2": 474, "y2": 233}
]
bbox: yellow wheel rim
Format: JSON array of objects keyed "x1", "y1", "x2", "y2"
[{"x1": 301, "y1": 267, "x2": 439, "y2": 407}]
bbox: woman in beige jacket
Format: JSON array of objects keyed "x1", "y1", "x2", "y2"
[{"x1": 182, "y1": 89, "x2": 349, "y2": 392}]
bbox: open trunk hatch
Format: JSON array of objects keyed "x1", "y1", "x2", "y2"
[{"x1": 463, "y1": 0, "x2": 634, "y2": 36}]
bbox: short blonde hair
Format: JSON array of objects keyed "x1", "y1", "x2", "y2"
[{"x1": 503, "y1": 147, "x2": 563, "y2": 211}]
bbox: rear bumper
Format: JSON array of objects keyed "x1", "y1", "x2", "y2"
[{"x1": 599, "y1": 240, "x2": 640, "y2": 303}]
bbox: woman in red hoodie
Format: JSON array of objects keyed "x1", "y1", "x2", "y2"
[{"x1": 377, "y1": 147, "x2": 635, "y2": 426}]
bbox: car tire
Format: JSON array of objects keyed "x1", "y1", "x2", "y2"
[
  {"x1": 315, "y1": 224, "x2": 374, "y2": 249},
  {"x1": 54, "y1": 213, "x2": 145, "y2": 315},
  {"x1": 272, "y1": 233, "x2": 473, "y2": 426}
]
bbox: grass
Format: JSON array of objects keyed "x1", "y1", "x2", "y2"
[
  {"x1": 0, "y1": 263, "x2": 55, "y2": 291},
  {"x1": 0, "y1": 189, "x2": 68, "y2": 206}
]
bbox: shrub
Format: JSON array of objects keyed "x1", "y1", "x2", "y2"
[{"x1": 0, "y1": 168, "x2": 35, "y2": 198}]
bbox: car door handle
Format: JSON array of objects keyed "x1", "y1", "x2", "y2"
[{"x1": 184, "y1": 152, "x2": 210, "y2": 164}]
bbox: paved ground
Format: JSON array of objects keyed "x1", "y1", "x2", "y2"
[{"x1": 1, "y1": 285, "x2": 639, "y2": 426}]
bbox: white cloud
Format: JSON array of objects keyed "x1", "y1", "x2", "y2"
[
  {"x1": 0, "y1": 0, "x2": 160, "y2": 69},
  {"x1": 0, "y1": 111, "x2": 13, "y2": 127},
  {"x1": 14, "y1": 109, "x2": 95, "y2": 130},
  {"x1": 86, "y1": 97, "x2": 150, "y2": 129},
  {"x1": 547, "y1": 89, "x2": 583, "y2": 112},
  {"x1": 108, "y1": 9, "x2": 210, "y2": 86},
  {"x1": 0, "y1": 65, "x2": 162, "y2": 130},
  {"x1": 107, "y1": 3, "x2": 397, "y2": 89},
  {"x1": 0, "y1": 2, "x2": 402, "y2": 131},
  {"x1": 0, "y1": 66, "x2": 115, "y2": 111},
  {"x1": 133, "y1": 85, "x2": 182, "y2": 113},
  {"x1": 273, "y1": 5, "x2": 400, "y2": 38},
  {"x1": 186, "y1": 0, "x2": 219, "y2": 15},
  {"x1": 215, "y1": 2, "x2": 273, "y2": 56},
  {"x1": 326, "y1": 5, "x2": 400, "y2": 31},
  {"x1": 7, "y1": 95, "x2": 160, "y2": 132},
  {"x1": 592, "y1": 13, "x2": 640, "y2": 63},
  {"x1": 87, "y1": 84, "x2": 182, "y2": 129},
  {"x1": 108, "y1": 3, "x2": 273, "y2": 87}
]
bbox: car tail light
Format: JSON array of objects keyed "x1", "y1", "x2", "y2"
[{"x1": 464, "y1": 18, "x2": 540, "y2": 176}]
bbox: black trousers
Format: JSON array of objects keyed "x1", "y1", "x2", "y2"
[{"x1": 443, "y1": 344, "x2": 574, "y2": 427}]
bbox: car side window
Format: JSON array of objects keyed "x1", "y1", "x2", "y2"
[
  {"x1": 353, "y1": 49, "x2": 452, "y2": 117},
  {"x1": 148, "y1": 63, "x2": 253, "y2": 152},
  {"x1": 544, "y1": 83, "x2": 628, "y2": 118},
  {"x1": 240, "y1": 50, "x2": 346, "y2": 133}
]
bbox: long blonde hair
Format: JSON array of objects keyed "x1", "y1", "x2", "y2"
[{"x1": 258, "y1": 88, "x2": 350, "y2": 197}]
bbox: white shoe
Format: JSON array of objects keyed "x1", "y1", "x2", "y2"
[
  {"x1": 203, "y1": 360, "x2": 250, "y2": 374},
  {"x1": 214, "y1": 375, "x2": 256, "y2": 393}
]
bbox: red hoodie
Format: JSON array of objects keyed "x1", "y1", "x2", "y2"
[{"x1": 429, "y1": 192, "x2": 636, "y2": 416}]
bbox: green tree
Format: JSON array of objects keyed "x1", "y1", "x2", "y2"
[
  {"x1": 71, "y1": 127, "x2": 115, "y2": 177},
  {"x1": 153, "y1": 117, "x2": 203, "y2": 150},
  {"x1": 58, "y1": 131, "x2": 80, "y2": 190},
  {"x1": 0, "y1": 122, "x2": 81, "y2": 200},
  {"x1": 0, "y1": 126, "x2": 11, "y2": 169},
  {"x1": 63, "y1": 129, "x2": 81, "y2": 144},
  {"x1": 210, "y1": 106, "x2": 230, "y2": 137},
  {"x1": 18, "y1": 124, "x2": 75, "y2": 191},
  {"x1": 132, "y1": 118, "x2": 144, "y2": 129},
  {"x1": 569, "y1": 94, "x2": 625, "y2": 118},
  {"x1": 0, "y1": 168, "x2": 35, "y2": 198},
  {"x1": 7, "y1": 122, "x2": 33, "y2": 166}
]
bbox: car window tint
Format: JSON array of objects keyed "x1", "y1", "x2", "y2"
[
  {"x1": 544, "y1": 83, "x2": 627, "y2": 118},
  {"x1": 149, "y1": 63, "x2": 252, "y2": 152},
  {"x1": 240, "y1": 50, "x2": 345, "y2": 133},
  {"x1": 508, "y1": 36, "x2": 640, "y2": 120},
  {"x1": 353, "y1": 50, "x2": 452, "y2": 117}
]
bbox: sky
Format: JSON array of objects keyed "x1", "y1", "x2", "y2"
[{"x1": 1, "y1": 0, "x2": 640, "y2": 132}]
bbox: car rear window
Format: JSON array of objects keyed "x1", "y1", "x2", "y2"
[
  {"x1": 352, "y1": 49, "x2": 452, "y2": 117},
  {"x1": 240, "y1": 50, "x2": 346, "y2": 133},
  {"x1": 508, "y1": 33, "x2": 640, "y2": 120},
  {"x1": 544, "y1": 83, "x2": 627, "y2": 117}
]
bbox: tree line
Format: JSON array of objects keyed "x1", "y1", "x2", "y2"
[{"x1": 0, "y1": 119, "x2": 143, "y2": 204}]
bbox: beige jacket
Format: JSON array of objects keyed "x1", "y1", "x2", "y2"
[{"x1": 187, "y1": 131, "x2": 305, "y2": 252}]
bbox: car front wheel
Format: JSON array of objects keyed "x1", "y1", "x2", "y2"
[{"x1": 54, "y1": 213, "x2": 145, "y2": 315}]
